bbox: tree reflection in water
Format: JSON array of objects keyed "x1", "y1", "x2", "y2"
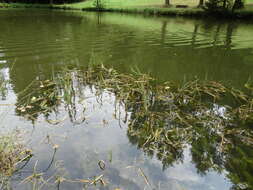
[{"x1": 13, "y1": 64, "x2": 253, "y2": 190}]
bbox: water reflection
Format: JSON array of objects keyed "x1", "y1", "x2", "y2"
[
  {"x1": 0, "y1": 10, "x2": 253, "y2": 88},
  {"x1": 1, "y1": 64, "x2": 251, "y2": 190},
  {"x1": 0, "y1": 10, "x2": 253, "y2": 190}
]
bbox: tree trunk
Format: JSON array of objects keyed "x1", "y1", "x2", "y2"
[
  {"x1": 198, "y1": 0, "x2": 204, "y2": 7},
  {"x1": 161, "y1": 21, "x2": 167, "y2": 44},
  {"x1": 222, "y1": 0, "x2": 227, "y2": 8},
  {"x1": 191, "y1": 24, "x2": 199, "y2": 45},
  {"x1": 213, "y1": 24, "x2": 221, "y2": 46},
  {"x1": 165, "y1": 0, "x2": 170, "y2": 6},
  {"x1": 232, "y1": 0, "x2": 244, "y2": 12},
  {"x1": 225, "y1": 23, "x2": 234, "y2": 49}
]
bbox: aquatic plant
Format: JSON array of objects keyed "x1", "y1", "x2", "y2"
[
  {"x1": 13, "y1": 63, "x2": 253, "y2": 189},
  {"x1": 0, "y1": 131, "x2": 32, "y2": 177},
  {"x1": 16, "y1": 63, "x2": 253, "y2": 146},
  {"x1": 0, "y1": 72, "x2": 8, "y2": 100},
  {"x1": 76, "y1": 64, "x2": 253, "y2": 182},
  {"x1": 15, "y1": 79, "x2": 60, "y2": 122}
]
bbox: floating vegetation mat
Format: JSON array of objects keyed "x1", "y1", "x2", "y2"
[{"x1": 9, "y1": 64, "x2": 253, "y2": 189}]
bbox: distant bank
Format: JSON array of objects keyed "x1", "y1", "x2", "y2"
[{"x1": 1, "y1": 1, "x2": 253, "y2": 20}]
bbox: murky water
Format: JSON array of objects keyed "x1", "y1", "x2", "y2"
[{"x1": 0, "y1": 9, "x2": 253, "y2": 190}]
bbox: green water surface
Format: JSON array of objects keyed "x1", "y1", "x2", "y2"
[{"x1": 0, "y1": 9, "x2": 253, "y2": 190}]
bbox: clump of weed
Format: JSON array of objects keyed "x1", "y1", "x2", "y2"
[
  {"x1": 0, "y1": 131, "x2": 32, "y2": 177},
  {"x1": 16, "y1": 80, "x2": 60, "y2": 121},
  {"x1": 0, "y1": 72, "x2": 8, "y2": 100},
  {"x1": 8, "y1": 63, "x2": 253, "y2": 189},
  {"x1": 11, "y1": 63, "x2": 253, "y2": 188},
  {"x1": 76, "y1": 64, "x2": 253, "y2": 156},
  {"x1": 15, "y1": 64, "x2": 253, "y2": 148}
]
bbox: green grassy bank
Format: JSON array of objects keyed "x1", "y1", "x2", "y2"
[{"x1": 1, "y1": 0, "x2": 253, "y2": 19}]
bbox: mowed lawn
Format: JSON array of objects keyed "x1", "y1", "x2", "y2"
[
  {"x1": 57, "y1": 0, "x2": 253, "y2": 9},
  {"x1": 57, "y1": 0, "x2": 199, "y2": 9},
  {"x1": 103, "y1": 0, "x2": 199, "y2": 7},
  {"x1": 1, "y1": 0, "x2": 252, "y2": 11}
]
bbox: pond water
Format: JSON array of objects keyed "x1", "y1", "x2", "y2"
[{"x1": 0, "y1": 9, "x2": 253, "y2": 190}]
